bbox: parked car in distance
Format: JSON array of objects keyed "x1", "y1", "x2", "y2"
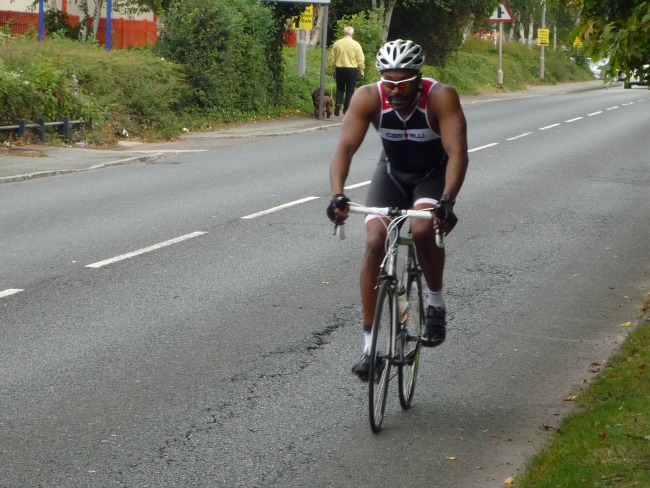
[{"x1": 621, "y1": 65, "x2": 649, "y2": 88}]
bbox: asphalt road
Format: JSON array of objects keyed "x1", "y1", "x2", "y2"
[{"x1": 1, "y1": 82, "x2": 649, "y2": 487}]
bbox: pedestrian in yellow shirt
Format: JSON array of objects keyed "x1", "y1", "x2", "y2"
[{"x1": 328, "y1": 26, "x2": 365, "y2": 116}]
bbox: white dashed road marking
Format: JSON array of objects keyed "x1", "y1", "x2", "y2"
[
  {"x1": 469, "y1": 142, "x2": 499, "y2": 153},
  {"x1": 241, "y1": 196, "x2": 320, "y2": 220},
  {"x1": 86, "y1": 231, "x2": 207, "y2": 268},
  {"x1": 507, "y1": 132, "x2": 533, "y2": 141},
  {"x1": 539, "y1": 123, "x2": 561, "y2": 130},
  {"x1": 345, "y1": 181, "x2": 371, "y2": 190},
  {"x1": 0, "y1": 289, "x2": 24, "y2": 298}
]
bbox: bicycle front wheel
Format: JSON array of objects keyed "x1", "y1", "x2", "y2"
[
  {"x1": 368, "y1": 280, "x2": 394, "y2": 433},
  {"x1": 398, "y1": 263, "x2": 423, "y2": 409}
]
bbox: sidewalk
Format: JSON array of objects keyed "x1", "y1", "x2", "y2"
[{"x1": 0, "y1": 79, "x2": 615, "y2": 184}]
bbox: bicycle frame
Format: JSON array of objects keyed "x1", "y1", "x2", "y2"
[
  {"x1": 376, "y1": 216, "x2": 418, "y2": 364},
  {"x1": 338, "y1": 203, "x2": 434, "y2": 431}
]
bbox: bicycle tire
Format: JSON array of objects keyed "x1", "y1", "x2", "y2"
[
  {"x1": 368, "y1": 280, "x2": 394, "y2": 433},
  {"x1": 398, "y1": 256, "x2": 423, "y2": 409}
]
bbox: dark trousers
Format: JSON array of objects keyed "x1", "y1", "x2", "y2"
[{"x1": 334, "y1": 67, "x2": 358, "y2": 113}]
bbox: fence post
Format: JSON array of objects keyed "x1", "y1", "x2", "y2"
[
  {"x1": 34, "y1": 118, "x2": 46, "y2": 142},
  {"x1": 13, "y1": 120, "x2": 27, "y2": 139},
  {"x1": 58, "y1": 116, "x2": 71, "y2": 140}
]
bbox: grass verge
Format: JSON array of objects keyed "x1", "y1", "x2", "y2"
[{"x1": 516, "y1": 292, "x2": 650, "y2": 487}]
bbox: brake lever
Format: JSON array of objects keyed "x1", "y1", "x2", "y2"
[{"x1": 334, "y1": 222, "x2": 346, "y2": 240}]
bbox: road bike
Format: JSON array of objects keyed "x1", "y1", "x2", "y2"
[{"x1": 336, "y1": 203, "x2": 444, "y2": 432}]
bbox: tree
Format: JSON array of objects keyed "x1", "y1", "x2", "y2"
[
  {"x1": 370, "y1": 0, "x2": 397, "y2": 41},
  {"x1": 502, "y1": 0, "x2": 541, "y2": 44},
  {"x1": 547, "y1": 0, "x2": 581, "y2": 46},
  {"x1": 577, "y1": 0, "x2": 650, "y2": 83},
  {"x1": 390, "y1": 0, "x2": 497, "y2": 65}
]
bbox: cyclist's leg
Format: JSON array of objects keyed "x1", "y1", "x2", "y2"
[
  {"x1": 411, "y1": 175, "x2": 448, "y2": 346},
  {"x1": 360, "y1": 218, "x2": 388, "y2": 326},
  {"x1": 352, "y1": 158, "x2": 409, "y2": 379},
  {"x1": 411, "y1": 198, "x2": 444, "y2": 292},
  {"x1": 411, "y1": 172, "x2": 445, "y2": 291},
  {"x1": 362, "y1": 157, "x2": 411, "y2": 326}
]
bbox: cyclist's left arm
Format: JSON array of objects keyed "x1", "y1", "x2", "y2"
[{"x1": 428, "y1": 83, "x2": 469, "y2": 204}]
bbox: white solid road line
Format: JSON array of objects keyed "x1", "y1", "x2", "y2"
[
  {"x1": 241, "y1": 196, "x2": 320, "y2": 220},
  {"x1": 0, "y1": 289, "x2": 24, "y2": 298},
  {"x1": 85, "y1": 231, "x2": 207, "y2": 268}
]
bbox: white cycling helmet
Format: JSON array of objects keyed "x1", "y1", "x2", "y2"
[{"x1": 375, "y1": 39, "x2": 425, "y2": 72}]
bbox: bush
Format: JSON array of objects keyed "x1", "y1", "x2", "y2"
[
  {"x1": 43, "y1": 9, "x2": 82, "y2": 40},
  {"x1": 155, "y1": 0, "x2": 282, "y2": 121},
  {"x1": 0, "y1": 37, "x2": 188, "y2": 143},
  {"x1": 0, "y1": 40, "x2": 95, "y2": 123}
]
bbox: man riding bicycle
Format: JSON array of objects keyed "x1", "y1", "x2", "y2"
[{"x1": 327, "y1": 39, "x2": 469, "y2": 380}]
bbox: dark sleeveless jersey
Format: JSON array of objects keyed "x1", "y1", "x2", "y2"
[{"x1": 377, "y1": 78, "x2": 448, "y2": 174}]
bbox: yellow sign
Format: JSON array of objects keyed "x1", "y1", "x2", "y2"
[
  {"x1": 573, "y1": 36, "x2": 583, "y2": 48},
  {"x1": 293, "y1": 5, "x2": 313, "y2": 30},
  {"x1": 537, "y1": 28, "x2": 550, "y2": 46}
]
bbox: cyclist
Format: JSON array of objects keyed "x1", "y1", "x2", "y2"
[{"x1": 327, "y1": 39, "x2": 469, "y2": 380}]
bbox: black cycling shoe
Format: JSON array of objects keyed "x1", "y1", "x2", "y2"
[
  {"x1": 421, "y1": 306, "x2": 446, "y2": 347},
  {"x1": 352, "y1": 352, "x2": 387, "y2": 381},
  {"x1": 352, "y1": 353, "x2": 371, "y2": 381}
]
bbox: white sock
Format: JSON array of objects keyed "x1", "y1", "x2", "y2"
[
  {"x1": 363, "y1": 330, "x2": 372, "y2": 353},
  {"x1": 427, "y1": 289, "x2": 445, "y2": 309}
]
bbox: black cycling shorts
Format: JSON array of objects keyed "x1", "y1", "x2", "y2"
[{"x1": 365, "y1": 152, "x2": 445, "y2": 209}]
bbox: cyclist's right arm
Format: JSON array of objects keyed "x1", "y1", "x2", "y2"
[
  {"x1": 329, "y1": 86, "x2": 377, "y2": 195},
  {"x1": 328, "y1": 85, "x2": 378, "y2": 223}
]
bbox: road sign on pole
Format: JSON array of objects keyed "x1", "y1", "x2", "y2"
[
  {"x1": 489, "y1": 3, "x2": 514, "y2": 23},
  {"x1": 293, "y1": 5, "x2": 313, "y2": 30},
  {"x1": 537, "y1": 28, "x2": 550, "y2": 47},
  {"x1": 487, "y1": 3, "x2": 514, "y2": 87}
]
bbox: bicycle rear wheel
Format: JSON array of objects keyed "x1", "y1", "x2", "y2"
[
  {"x1": 368, "y1": 280, "x2": 394, "y2": 433},
  {"x1": 398, "y1": 259, "x2": 423, "y2": 409}
]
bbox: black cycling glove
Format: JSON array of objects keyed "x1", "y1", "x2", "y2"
[
  {"x1": 434, "y1": 199, "x2": 458, "y2": 230},
  {"x1": 326, "y1": 194, "x2": 350, "y2": 222}
]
